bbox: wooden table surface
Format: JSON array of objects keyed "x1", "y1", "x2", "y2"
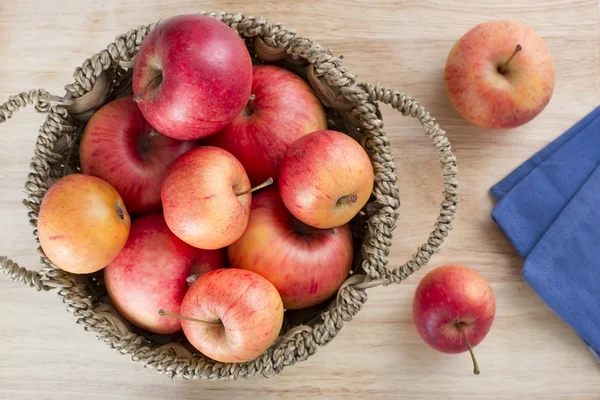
[{"x1": 1, "y1": 1, "x2": 599, "y2": 398}]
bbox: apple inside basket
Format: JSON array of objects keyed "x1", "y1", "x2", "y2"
[{"x1": 0, "y1": 12, "x2": 458, "y2": 379}]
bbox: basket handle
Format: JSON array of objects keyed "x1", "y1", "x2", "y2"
[
  {"x1": 0, "y1": 89, "x2": 65, "y2": 123},
  {"x1": 0, "y1": 90, "x2": 65, "y2": 291},
  {"x1": 354, "y1": 83, "x2": 458, "y2": 289}
]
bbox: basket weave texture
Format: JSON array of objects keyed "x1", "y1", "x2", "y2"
[{"x1": 0, "y1": 12, "x2": 458, "y2": 379}]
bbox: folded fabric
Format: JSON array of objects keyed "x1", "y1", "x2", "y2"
[
  {"x1": 491, "y1": 106, "x2": 600, "y2": 202},
  {"x1": 522, "y1": 164, "x2": 600, "y2": 358},
  {"x1": 490, "y1": 106, "x2": 600, "y2": 362},
  {"x1": 491, "y1": 106, "x2": 600, "y2": 257}
]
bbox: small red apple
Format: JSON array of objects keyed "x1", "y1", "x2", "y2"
[
  {"x1": 412, "y1": 265, "x2": 496, "y2": 375},
  {"x1": 160, "y1": 268, "x2": 284, "y2": 363},
  {"x1": 445, "y1": 20, "x2": 555, "y2": 129},
  {"x1": 204, "y1": 64, "x2": 327, "y2": 185},
  {"x1": 132, "y1": 14, "x2": 253, "y2": 140},
  {"x1": 228, "y1": 188, "x2": 353, "y2": 309},
  {"x1": 38, "y1": 174, "x2": 131, "y2": 274},
  {"x1": 79, "y1": 95, "x2": 195, "y2": 215},
  {"x1": 279, "y1": 129, "x2": 374, "y2": 229},
  {"x1": 161, "y1": 146, "x2": 271, "y2": 250},
  {"x1": 104, "y1": 213, "x2": 226, "y2": 335}
]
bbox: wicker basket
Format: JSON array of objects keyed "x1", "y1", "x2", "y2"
[{"x1": 0, "y1": 12, "x2": 458, "y2": 379}]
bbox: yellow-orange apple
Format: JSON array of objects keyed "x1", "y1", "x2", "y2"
[
  {"x1": 79, "y1": 96, "x2": 195, "y2": 215},
  {"x1": 132, "y1": 14, "x2": 253, "y2": 140},
  {"x1": 204, "y1": 64, "x2": 327, "y2": 185},
  {"x1": 38, "y1": 174, "x2": 131, "y2": 274},
  {"x1": 228, "y1": 188, "x2": 353, "y2": 309},
  {"x1": 413, "y1": 265, "x2": 496, "y2": 375},
  {"x1": 279, "y1": 130, "x2": 374, "y2": 229},
  {"x1": 104, "y1": 213, "x2": 226, "y2": 334},
  {"x1": 161, "y1": 146, "x2": 261, "y2": 250},
  {"x1": 160, "y1": 268, "x2": 284, "y2": 363},
  {"x1": 445, "y1": 20, "x2": 555, "y2": 129}
]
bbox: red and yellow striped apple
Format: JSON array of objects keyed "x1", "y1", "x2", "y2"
[
  {"x1": 445, "y1": 20, "x2": 555, "y2": 129},
  {"x1": 279, "y1": 130, "x2": 374, "y2": 229},
  {"x1": 413, "y1": 265, "x2": 496, "y2": 375},
  {"x1": 161, "y1": 146, "x2": 265, "y2": 250},
  {"x1": 161, "y1": 268, "x2": 284, "y2": 363},
  {"x1": 228, "y1": 188, "x2": 353, "y2": 310},
  {"x1": 205, "y1": 64, "x2": 327, "y2": 185}
]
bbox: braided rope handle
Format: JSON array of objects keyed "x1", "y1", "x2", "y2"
[
  {"x1": 355, "y1": 83, "x2": 458, "y2": 289},
  {"x1": 0, "y1": 89, "x2": 61, "y2": 123},
  {"x1": 0, "y1": 90, "x2": 61, "y2": 291}
]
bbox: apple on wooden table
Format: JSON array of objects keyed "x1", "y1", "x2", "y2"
[
  {"x1": 37, "y1": 174, "x2": 131, "y2": 274},
  {"x1": 279, "y1": 129, "x2": 374, "y2": 229},
  {"x1": 205, "y1": 64, "x2": 328, "y2": 185},
  {"x1": 412, "y1": 265, "x2": 496, "y2": 375},
  {"x1": 104, "y1": 213, "x2": 226, "y2": 335},
  {"x1": 444, "y1": 20, "x2": 555, "y2": 129},
  {"x1": 132, "y1": 14, "x2": 253, "y2": 140},
  {"x1": 79, "y1": 95, "x2": 195, "y2": 215},
  {"x1": 159, "y1": 268, "x2": 284, "y2": 363},
  {"x1": 228, "y1": 188, "x2": 354, "y2": 310}
]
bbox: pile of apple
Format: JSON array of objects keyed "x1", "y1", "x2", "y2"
[{"x1": 35, "y1": 14, "x2": 374, "y2": 364}]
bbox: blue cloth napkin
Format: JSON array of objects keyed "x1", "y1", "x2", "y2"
[{"x1": 490, "y1": 106, "x2": 600, "y2": 362}]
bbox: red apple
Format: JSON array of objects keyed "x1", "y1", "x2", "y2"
[
  {"x1": 132, "y1": 14, "x2": 253, "y2": 140},
  {"x1": 160, "y1": 268, "x2": 284, "y2": 363},
  {"x1": 204, "y1": 64, "x2": 327, "y2": 185},
  {"x1": 161, "y1": 146, "x2": 265, "y2": 250},
  {"x1": 104, "y1": 213, "x2": 215, "y2": 334},
  {"x1": 279, "y1": 130, "x2": 374, "y2": 229},
  {"x1": 412, "y1": 265, "x2": 496, "y2": 375},
  {"x1": 38, "y1": 174, "x2": 131, "y2": 274},
  {"x1": 228, "y1": 188, "x2": 353, "y2": 309},
  {"x1": 445, "y1": 20, "x2": 555, "y2": 129},
  {"x1": 79, "y1": 95, "x2": 195, "y2": 215}
]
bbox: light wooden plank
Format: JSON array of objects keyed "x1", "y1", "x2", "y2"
[{"x1": 1, "y1": 0, "x2": 599, "y2": 398}]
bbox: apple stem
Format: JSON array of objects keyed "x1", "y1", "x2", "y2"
[
  {"x1": 338, "y1": 194, "x2": 358, "y2": 205},
  {"x1": 499, "y1": 44, "x2": 522, "y2": 74},
  {"x1": 236, "y1": 177, "x2": 274, "y2": 196},
  {"x1": 457, "y1": 323, "x2": 481, "y2": 375},
  {"x1": 158, "y1": 309, "x2": 222, "y2": 327},
  {"x1": 133, "y1": 74, "x2": 162, "y2": 103},
  {"x1": 245, "y1": 94, "x2": 256, "y2": 115},
  {"x1": 186, "y1": 274, "x2": 198, "y2": 285}
]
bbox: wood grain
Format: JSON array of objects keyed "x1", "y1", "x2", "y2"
[{"x1": 1, "y1": 1, "x2": 599, "y2": 398}]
